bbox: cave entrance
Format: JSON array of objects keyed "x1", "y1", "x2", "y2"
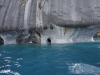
[
  {"x1": 0, "y1": 36, "x2": 4, "y2": 45},
  {"x1": 47, "y1": 38, "x2": 51, "y2": 43}
]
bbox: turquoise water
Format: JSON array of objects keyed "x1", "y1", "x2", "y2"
[{"x1": 0, "y1": 42, "x2": 100, "y2": 75}]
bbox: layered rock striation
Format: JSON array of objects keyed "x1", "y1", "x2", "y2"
[{"x1": 0, "y1": 0, "x2": 100, "y2": 44}]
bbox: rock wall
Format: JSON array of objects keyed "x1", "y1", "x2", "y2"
[
  {"x1": 0, "y1": 0, "x2": 100, "y2": 44},
  {"x1": 0, "y1": 0, "x2": 37, "y2": 31},
  {"x1": 0, "y1": 0, "x2": 100, "y2": 31},
  {"x1": 43, "y1": 0, "x2": 100, "y2": 27}
]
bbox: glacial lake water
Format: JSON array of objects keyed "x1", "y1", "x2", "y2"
[{"x1": 0, "y1": 41, "x2": 100, "y2": 75}]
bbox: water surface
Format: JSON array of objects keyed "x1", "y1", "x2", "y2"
[{"x1": 0, "y1": 42, "x2": 100, "y2": 75}]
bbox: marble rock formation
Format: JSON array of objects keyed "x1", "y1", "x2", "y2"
[{"x1": 0, "y1": 0, "x2": 100, "y2": 44}]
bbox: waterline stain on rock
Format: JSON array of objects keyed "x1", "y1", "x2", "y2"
[
  {"x1": 0, "y1": 4, "x2": 2, "y2": 7},
  {"x1": 21, "y1": 1, "x2": 26, "y2": 6}
]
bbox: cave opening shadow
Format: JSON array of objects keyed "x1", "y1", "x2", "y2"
[
  {"x1": 47, "y1": 38, "x2": 51, "y2": 43},
  {"x1": 0, "y1": 36, "x2": 4, "y2": 45}
]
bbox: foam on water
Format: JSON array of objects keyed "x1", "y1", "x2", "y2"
[
  {"x1": 0, "y1": 69, "x2": 20, "y2": 75},
  {"x1": 69, "y1": 63, "x2": 100, "y2": 75}
]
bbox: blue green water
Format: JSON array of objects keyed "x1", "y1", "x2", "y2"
[{"x1": 0, "y1": 42, "x2": 100, "y2": 75}]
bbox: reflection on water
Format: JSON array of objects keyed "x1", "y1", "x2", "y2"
[{"x1": 0, "y1": 42, "x2": 100, "y2": 75}]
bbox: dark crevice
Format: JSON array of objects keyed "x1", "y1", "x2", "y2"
[
  {"x1": 47, "y1": 38, "x2": 51, "y2": 43},
  {"x1": 0, "y1": 36, "x2": 4, "y2": 45}
]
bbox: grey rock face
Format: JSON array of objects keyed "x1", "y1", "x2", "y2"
[
  {"x1": 0, "y1": 0, "x2": 100, "y2": 44},
  {"x1": 0, "y1": 0, "x2": 100, "y2": 31},
  {"x1": 0, "y1": 0, "x2": 37, "y2": 31},
  {"x1": 43, "y1": 0, "x2": 100, "y2": 27}
]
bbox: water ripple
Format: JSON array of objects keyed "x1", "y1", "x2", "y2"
[
  {"x1": 0, "y1": 69, "x2": 21, "y2": 75},
  {"x1": 69, "y1": 63, "x2": 100, "y2": 75},
  {"x1": 17, "y1": 58, "x2": 23, "y2": 61}
]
